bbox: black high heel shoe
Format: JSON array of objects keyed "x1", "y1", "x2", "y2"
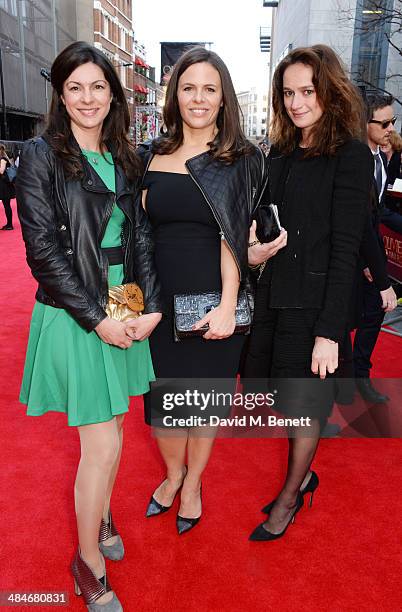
[
  {"x1": 146, "y1": 467, "x2": 187, "y2": 517},
  {"x1": 176, "y1": 485, "x2": 202, "y2": 535},
  {"x1": 249, "y1": 493, "x2": 304, "y2": 542},
  {"x1": 261, "y1": 470, "x2": 319, "y2": 514}
]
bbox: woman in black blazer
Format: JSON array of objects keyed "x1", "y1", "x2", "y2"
[{"x1": 245, "y1": 45, "x2": 373, "y2": 541}]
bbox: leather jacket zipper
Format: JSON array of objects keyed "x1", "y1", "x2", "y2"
[
  {"x1": 249, "y1": 149, "x2": 269, "y2": 215},
  {"x1": 185, "y1": 162, "x2": 242, "y2": 281}
]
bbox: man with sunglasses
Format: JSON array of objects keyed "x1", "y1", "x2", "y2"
[{"x1": 352, "y1": 94, "x2": 401, "y2": 403}]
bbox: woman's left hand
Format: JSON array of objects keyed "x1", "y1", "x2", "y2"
[
  {"x1": 125, "y1": 312, "x2": 162, "y2": 341},
  {"x1": 311, "y1": 336, "x2": 339, "y2": 379},
  {"x1": 248, "y1": 221, "x2": 288, "y2": 266},
  {"x1": 193, "y1": 305, "x2": 236, "y2": 340}
]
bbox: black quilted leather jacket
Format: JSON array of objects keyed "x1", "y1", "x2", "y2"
[
  {"x1": 137, "y1": 140, "x2": 268, "y2": 283},
  {"x1": 16, "y1": 135, "x2": 162, "y2": 332}
]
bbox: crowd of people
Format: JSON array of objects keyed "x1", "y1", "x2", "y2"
[{"x1": 9, "y1": 39, "x2": 402, "y2": 611}]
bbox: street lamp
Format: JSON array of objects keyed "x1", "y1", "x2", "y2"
[{"x1": 40, "y1": 68, "x2": 51, "y2": 112}]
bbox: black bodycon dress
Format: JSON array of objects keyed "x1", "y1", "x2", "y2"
[{"x1": 143, "y1": 171, "x2": 246, "y2": 424}]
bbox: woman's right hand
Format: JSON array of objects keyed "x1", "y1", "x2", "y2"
[
  {"x1": 95, "y1": 317, "x2": 133, "y2": 349},
  {"x1": 248, "y1": 221, "x2": 288, "y2": 266}
]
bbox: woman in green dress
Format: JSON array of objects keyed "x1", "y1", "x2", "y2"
[{"x1": 16, "y1": 42, "x2": 162, "y2": 611}]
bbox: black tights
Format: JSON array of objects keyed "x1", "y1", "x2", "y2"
[
  {"x1": 283, "y1": 419, "x2": 322, "y2": 496},
  {"x1": 1, "y1": 198, "x2": 12, "y2": 226}
]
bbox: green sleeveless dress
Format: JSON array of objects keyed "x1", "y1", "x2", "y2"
[{"x1": 20, "y1": 150, "x2": 155, "y2": 426}]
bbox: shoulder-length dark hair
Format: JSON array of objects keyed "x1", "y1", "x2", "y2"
[
  {"x1": 270, "y1": 44, "x2": 365, "y2": 157},
  {"x1": 46, "y1": 41, "x2": 141, "y2": 180},
  {"x1": 153, "y1": 46, "x2": 254, "y2": 163}
]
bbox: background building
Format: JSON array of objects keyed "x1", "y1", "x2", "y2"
[
  {"x1": 133, "y1": 40, "x2": 163, "y2": 144},
  {"x1": 0, "y1": 0, "x2": 85, "y2": 140},
  {"x1": 0, "y1": 0, "x2": 158, "y2": 142},
  {"x1": 237, "y1": 87, "x2": 269, "y2": 142},
  {"x1": 269, "y1": 0, "x2": 402, "y2": 125},
  {"x1": 93, "y1": 0, "x2": 135, "y2": 136}
]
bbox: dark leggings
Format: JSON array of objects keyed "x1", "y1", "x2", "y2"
[{"x1": 1, "y1": 198, "x2": 12, "y2": 226}]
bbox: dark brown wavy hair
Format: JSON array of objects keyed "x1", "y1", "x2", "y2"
[
  {"x1": 270, "y1": 44, "x2": 365, "y2": 157},
  {"x1": 153, "y1": 46, "x2": 254, "y2": 163},
  {"x1": 46, "y1": 41, "x2": 141, "y2": 180}
]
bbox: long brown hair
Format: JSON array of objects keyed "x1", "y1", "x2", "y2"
[
  {"x1": 46, "y1": 41, "x2": 141, "y2": 180},
  {"x1": 389, "y1": 131, "x2": 402, "y2": 153},
  {"x1": 0, "y1": 143, "x2": 10, "y2": 161},
  {"x1": 270, "y1": 44, "x2": 365, "y2": 157},
  {"x1": 153, "y1": 46, "x2": 254, "y2": 163}
]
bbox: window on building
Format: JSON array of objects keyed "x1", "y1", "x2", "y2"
[
  {"x1": 254, "y1": 106, "x2": 257, "y2": 113},
  {"x1": 3, "y1": 0, "x2": 17, "y2": 14},
  {"x1": 262, "y1": 107, "x2": 267, "y2": 113},
  {"x1": 351, "y1": 0, "x2": 393, "y2": 90},
  {"x1": 104, "y1": 16, "x2": 109, "y2": 39},
  {"x1": 261, "y1": 129, "x2": 266, "y2": 135},
  {"x1": 261, "y1": 118, "x2": 266, "y2": 124},
  {"x1": 120, "y1": 65, "x2": 127, "y2": 88}
]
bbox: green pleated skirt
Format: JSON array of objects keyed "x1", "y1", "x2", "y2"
[{"x1": 20, "y1": 264, "x2": 155, "y2": 426}]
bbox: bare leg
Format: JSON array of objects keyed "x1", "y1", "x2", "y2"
[
  {"x1": 75, "y1": 419, "x2": 120, "y2": 604},
  {"x1": 151, "y1": 428, "x2": 188, "y2": 506},
  {"x1": 101, "y1": 415, "x2": 125, "y2": 546},
  {"x1": 263, "y1": 418, "x2": 321, "y2": 534},
  {"x1": 179, "y1": 427, "x2": 216, "y2": 519}
]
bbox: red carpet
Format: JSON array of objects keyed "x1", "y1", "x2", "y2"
[{"x1": 1, "y1": 199, "x2": 402, "y2": 611}]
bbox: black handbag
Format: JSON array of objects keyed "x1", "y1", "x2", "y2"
[
  {"x1": 173, "y1": 290, "x2": 252, "y2": 341},
  {"x1": 253, "y1": 153, "x2": 293, "y2": 243}
]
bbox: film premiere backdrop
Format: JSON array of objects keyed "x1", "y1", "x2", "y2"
[{"x1": 160, "y1": 42, "x2": 207, "y2": 85}]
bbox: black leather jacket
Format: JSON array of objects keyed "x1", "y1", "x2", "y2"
[
  {"x1": 137, "y1": 140, "x2": 268, "y2": 283},
  {"x1": 16, "y1": 135, "x2": 162, "y2": 332}
]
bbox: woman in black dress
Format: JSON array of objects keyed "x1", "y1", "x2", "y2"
[
  {"x1": 245, "y1": 45, "x2": 373, "y2": 541},
  {"x1": 138, "y1": 47, "x2": 268, "y2": 534},
  {"x1": 0, "y1": 143, "x2": 15, "y2": 229}
]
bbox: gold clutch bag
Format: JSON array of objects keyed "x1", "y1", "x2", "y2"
[{"x1": 105, "y1": 283, "x2": 144, "y2": 322}]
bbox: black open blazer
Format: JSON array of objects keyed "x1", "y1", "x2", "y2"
[{"x1": 264, "y1": 139, "x2": 373, "y2": 343}]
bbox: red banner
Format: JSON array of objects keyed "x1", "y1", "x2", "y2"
[{"x1": 380, "y1": 224, "x2": 402, "y2": 283}]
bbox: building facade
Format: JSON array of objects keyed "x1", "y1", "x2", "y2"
[
  {"x1": 133, "y1": 41, "x2": 163, "y2": 144},
  {"x1": 237, "y1": 88, "x2": 269, "y2": 142},
  {"x1": 270, "y1": 0, "x2": 402, "y2": 123},
  {"x1": 0, "y1": 0, "x2": 83, "y2": 140},
  {"x1": 0, "y1": 0, "x2": 160, "y2": 142},
  {"x1": 93, "y1": 0, "x2": 135, "y2": 136}
]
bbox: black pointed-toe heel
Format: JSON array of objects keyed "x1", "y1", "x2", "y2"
[
  {"x1": 176, "y1": 485, "x2": 202, "y2": 535},
  {"x1": 250, "y1": 493, "x2": 304, "y2": 541},
  {"x1": 146, "y1": 467, "x2": 187, "y2": 518},
  {"x1": 261, "y1": 471, "x2": 319, "y2": 514},
  {"x1": 176, "y1": 514, "x2": 201, "y2": 535}
]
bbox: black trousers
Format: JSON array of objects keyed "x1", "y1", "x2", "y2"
[
  {"x1": 1, "y1": 198, "x2": 12, "y2": 226},
  {"x1": 353, "y1": 276, "x2": 384, "y2": 378}
]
